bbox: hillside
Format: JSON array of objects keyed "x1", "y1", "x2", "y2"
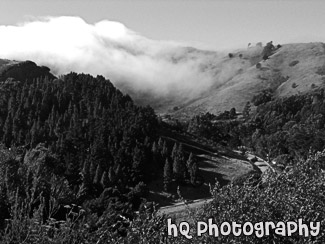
[
  {"x1": 0, "y1": 48, "x2": 324, "y2": 242},
  {"x1": 169, "y1": 42, "x2": 325, "y2": 119},
  {"x1": 2, "y1": 42, "x2": 324, "y2": 122}
]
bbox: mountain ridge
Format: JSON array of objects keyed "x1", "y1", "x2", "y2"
[{"x1": 2, "y1": 42, "x2": 325, "y2": 120}]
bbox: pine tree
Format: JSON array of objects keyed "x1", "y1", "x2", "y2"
[
  {"x1": 171, "y1": 143, "x2": 187, "y2": 182},
  {"x1": 93, "y1": 164, "x2": 103, "y2": 184},
  {"x1": 0, "y1": 183, "x2": 10, "y2": 229},
  {"x1": 132, "y1": 146, "x2": 145, "y2": 182},
  {"x1": 157, "y1": 137, "x2": 163, "y2": 150},
  {"x1": 81, "y1": 160, "x2": 92, "y2": 187},
  {"x1": 163, "y1": 159, "x2": 172, "y2": 192},
  {"x1": 161, "y1": 141, "x2": 169, "y2": 158},
  {"x1": 171, "y1": 143, "x2": 178, "y2": 160},
  {"x1": 186, "y1": 153, "x2": 195, "y2": 179},
  {"x1": 242, "y1": 102, "x2": 251, "y2": 119},
  {"x1": 152, "y1": 141, "x2": 161, "y2": 167},
  {"x1": 173, "y1": 148, "x2": 186, "y2": 184},
  {"x1": 100, "y1": 171, "x2": 109, "y2": 188},
  {"x1": 108, "y1": 166, "x2": 116, "y2": 184},
  {"x1": 2, "y1": 112, "x2": 13, "y2": 147},
  {"x1": 190, "y1": 162, "x2": 198, "y2": 185},
  {"x1": 89, "y1": 161, "x2": 96, "y2": 180}
]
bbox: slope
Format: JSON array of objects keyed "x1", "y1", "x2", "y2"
[{"x1": 170, "y1": 42, "x2": 325, "y2": 120}]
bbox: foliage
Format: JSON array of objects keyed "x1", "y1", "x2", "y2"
[
  {"x1": 0, "y1": 72, "x2": 160, "y2": 241},
  {"x1": 289, "y1": 60, "x2": 299, "y2": 67},
  {"x1": 252, "y1": 89, "x2": 273, "y2": 106}
]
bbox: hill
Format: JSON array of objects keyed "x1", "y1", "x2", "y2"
[
  {"x1": 0, "y1": 48, "x2": 324, "y2": 242},
  {"x1": 168, "y1": 42, "x2": 325, "y2": 119},
  {"x1": 0, "y1": 59, "x2": 55, "y2": 82}
]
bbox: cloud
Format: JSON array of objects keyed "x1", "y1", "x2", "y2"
[{"x1": 0, "y1": 16, "x2": 247, "y2": 108}]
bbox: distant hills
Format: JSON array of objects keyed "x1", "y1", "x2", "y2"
[
  {"x1": 2, "y1": 42, "x2": 325, "y2": 120},
  {"x1": 169, "y1": 42, "x2": 325, "y2": 119}
]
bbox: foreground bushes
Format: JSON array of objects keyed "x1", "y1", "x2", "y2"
[{"x1": 1, "y1": 149, "x2": 323, "y2": 243}]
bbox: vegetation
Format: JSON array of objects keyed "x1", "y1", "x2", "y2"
[
  {"x1": 0, "y1": 63, "x2": 324, "y2": 242},
  {"x1": 289, "y1": 60, "x2": 299, "y2": 67},
  {"x1": 0, "y1": 73, "x2": 162, "y2": 242},
  {"x1": 125, "y1": 149, "x2": 325, "y2": 243},
  {"x1": 262, "y1": 41, "x2": 275, "y2": 60}
]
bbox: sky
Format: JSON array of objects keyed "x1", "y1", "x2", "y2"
[{"x1": 1, "y1": 0, "x2": 325, "y2": 50}]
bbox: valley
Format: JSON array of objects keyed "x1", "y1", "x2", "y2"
[{"x1": 0, "y1": 41, "x2": 324, "y2": 243}]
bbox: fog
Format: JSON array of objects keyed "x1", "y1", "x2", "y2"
[{"x1": 0, "y1": 16, "x2": 258, "y2": 107}]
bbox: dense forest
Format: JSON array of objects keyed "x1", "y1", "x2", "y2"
[
  {"x1": 0, "y1": 70, "x2": 324, "y2": 243},
  {"x1": 0, "y1": 72, "x2": 201, "y2": 243}
]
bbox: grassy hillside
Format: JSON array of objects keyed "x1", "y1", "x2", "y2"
[{"x1": 170, "y1": 42, "x2": 325, "y2": 119}]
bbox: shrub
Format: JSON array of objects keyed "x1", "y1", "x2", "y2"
[
  {"x1": 316, "y1": 66, "x2": 325, "y2": 76},
  {"x1": 252, "y1": 89, "x2": 273, "y2": 106},
  {"x1": 262, "y1": 41, "x2": 275, "y2": 60},
  {"x1": 289, "y1": 60, "x2": 299, "y2": 67}
]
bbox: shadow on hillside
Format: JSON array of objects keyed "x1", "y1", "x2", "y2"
[{"x1": 199, "y1": 170, "x2": 230, "y2": 187}]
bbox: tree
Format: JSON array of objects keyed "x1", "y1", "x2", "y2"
[
  {"x1": 190, "y1": 162, "x2": 198, "y2": 185},
  {"x1": 242, "y1": 102, "x2": 251, "y2": 120},
  {"x1": 108, "y1": 166, "x2": 116, "y2": 184},
  {"x1": 0, "y1": 183, "x2": 10, "y2": 230},
  {"x1": 172, "y1": 144, "x2": 186, "y2": 182},
  {"x1": 93, "y1": 164, "x2": 103, "y2": 185},
  {"x1": 186, "y1": 153, "x2": 195, "y2": 179},
  {"x1": 187, "y1": 153, "x2": 199, "y2": 185},
  {"x1": 161, "y1": 141, "x2": 168, "y2": 158},
  {"x1": 163, "y1": 159, "x2": 172, "y2": 192},
  {"x1": 171, "y1": 143, "x2": 178, "y2": 160},
  {"x1": 262, "y1": 41, "x2": 275, "y2": 60},
  {"x1": 229, "y1": 108, "x2": 236, "y2": 118},
  {"x1": 100, "y1": 171, "x2": 109, "y2": 188},
  {"x1": 2, "y1": 112, "x2": 13, "y2": 147},
  {"x1": 252, "y1": 89, "x2": 272, "y2": 106}
]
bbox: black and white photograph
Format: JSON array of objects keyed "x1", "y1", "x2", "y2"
[{"x1": 0, "y1": 0, "x2": 324, "y2": 243}]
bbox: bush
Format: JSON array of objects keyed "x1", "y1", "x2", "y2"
[
  {"x1": 316, "y1": 66, "x2": 325, "y2": 76},
  {"x1": 292, "y1": 82, "x2": 298, "y2": 88},
  {"x1": 262, "y1": 41, "x2": 275, "y2": 60},
  {"x1": 252, "y1": 89, "x2": 273, "y2": 106},
  {"x1": 289, "y1": 60, "x2": 299, "y2": 67}
]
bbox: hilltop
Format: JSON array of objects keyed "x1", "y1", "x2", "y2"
[{"x1": 0, "y1": 59, "x2": 55, "y2": 82}]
